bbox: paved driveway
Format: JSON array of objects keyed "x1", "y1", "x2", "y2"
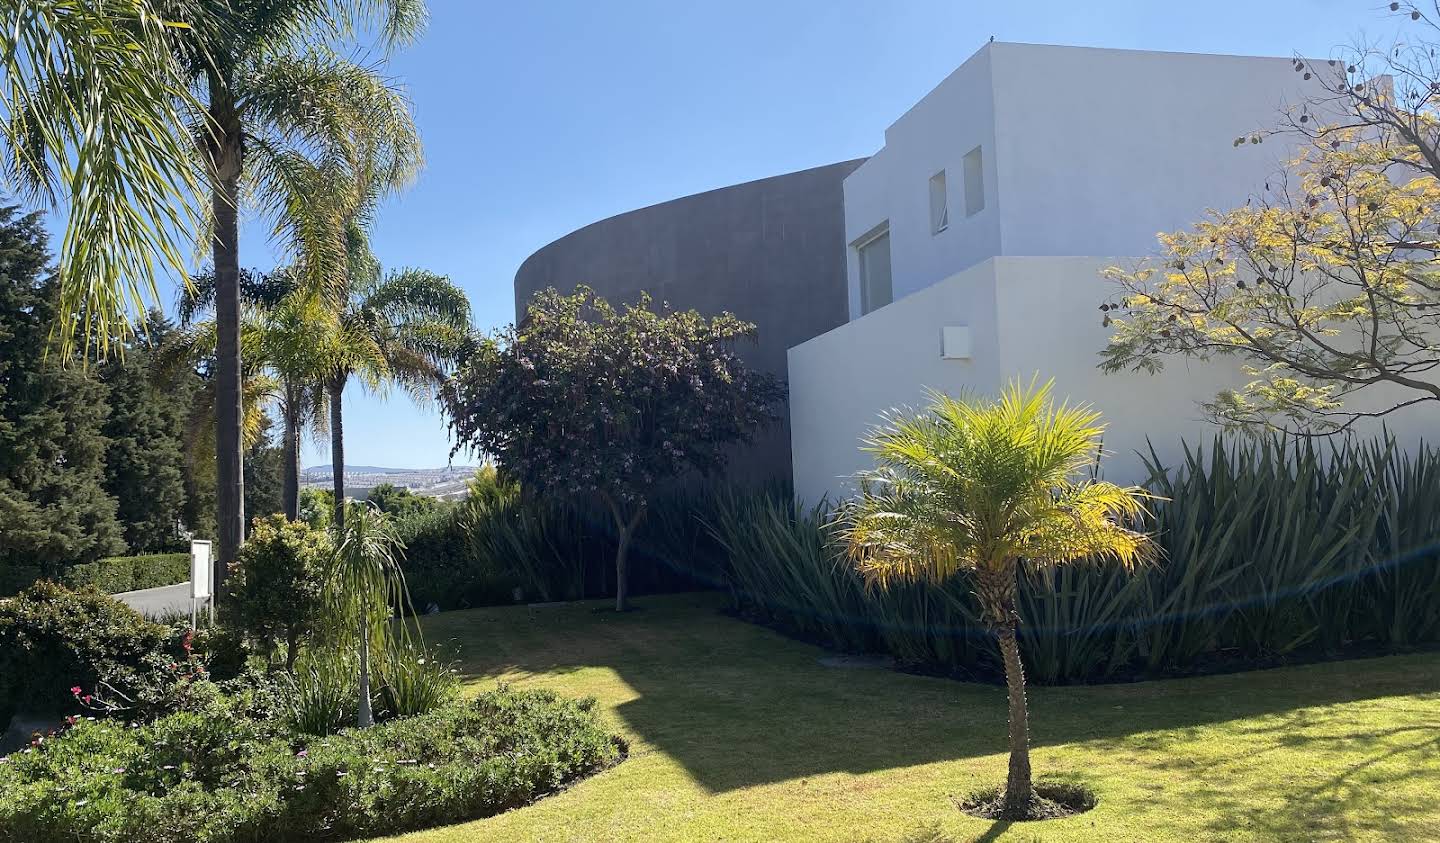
[{"x1": 114, "y1": 582, "x2": 198, "y2": 618}]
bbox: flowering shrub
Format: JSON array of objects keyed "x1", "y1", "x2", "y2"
[{"x1": 0, "y1": 687, "x2": 624, "y2": 842}]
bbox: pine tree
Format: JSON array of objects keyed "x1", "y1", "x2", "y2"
[
  {"x1": 243, "y1": 413, "x2": 285, "y2": 534},
  {"x1": 100, "y1": 312, "x2": 191, "y2": 552},
  {"x1": 0, "y1": 205, "x2": 125, "y2": 575}
]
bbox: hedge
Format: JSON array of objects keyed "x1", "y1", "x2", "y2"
[{"x1": 63, "y1": 553, "x2": 190, "y2": 595}]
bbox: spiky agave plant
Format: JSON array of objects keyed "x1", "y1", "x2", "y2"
[{"x1": 834, "y1": 379, "x2": 1154, "y2": 816}]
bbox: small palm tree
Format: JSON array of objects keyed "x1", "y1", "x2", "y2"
[
  {"x1": 328, "y1": 501, "x2": 406, "y2": 728},
  {"x1": 836, "y1": 379, "x2": 1154, "y2": 817}
]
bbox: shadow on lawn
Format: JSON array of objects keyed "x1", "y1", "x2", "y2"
[
  {"x1": 437, "y1": 597, "x2": 1440, "y2": 799},
  {"x1": 1128, "y1": 710, "x2": 1440, "y2": 840}
]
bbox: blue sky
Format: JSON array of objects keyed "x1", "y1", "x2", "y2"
[{"x1": 264, "y1": 0, "x2": 1377, "y2": 468}]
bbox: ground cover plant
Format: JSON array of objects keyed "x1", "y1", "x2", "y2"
[{"x1": 0, "y1": 686, "x2": 622, "y2": 843}]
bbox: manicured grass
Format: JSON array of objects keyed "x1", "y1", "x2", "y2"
[{"x1": 379, "y1": 592, "x2": 1440, "y2": 842}]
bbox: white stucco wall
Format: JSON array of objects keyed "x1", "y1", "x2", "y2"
[
  {"x1": 842, "y1": 46, "x2": 1001, "y2": 318},
  {"x1": 841, "y1": 43, "x2": 1325, "y2": 318},
  {"x1": 788, "y1": 256, "x2": 1433, "y2": 507}
]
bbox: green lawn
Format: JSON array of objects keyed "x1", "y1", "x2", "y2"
[{"x1": 379, "y1": 592, "x2": 1440, "y2": 842}]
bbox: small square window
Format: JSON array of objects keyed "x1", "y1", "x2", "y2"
[
  {"x1": 963, "y1": 146, "x2": 985, "y2": 216},
  {"x1": 929, "y1": 170, "x2": 949, "y2": 235}
]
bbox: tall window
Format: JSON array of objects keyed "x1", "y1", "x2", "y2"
[
  {"x1": 929, "y1": 170, "x2": 949, "y2": 234},
  {"x1": 857, "y1": 226, "x2": 892, "y2": 315},
  {"x1": 963, "y1": 146, "x2": 985, "y2": 216}
]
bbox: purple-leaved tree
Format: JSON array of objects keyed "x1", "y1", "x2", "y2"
[{"x1": 444, "y1": 286, "x2": 785, "y2": 610}]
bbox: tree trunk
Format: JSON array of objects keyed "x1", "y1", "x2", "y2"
[
  {"x1": 281, "y1": 384, "x2": 301, "y2": 520},
  {"x1": 284, "y1": 625, "x2": 300, "y2": 673},
  {"x1": 997, "y1": 622, "x2": 1033, "y2": 813},
  {"x1": 614, "y1": 523, "x2": 632, "y2": 612},
  {"x1": 976, "y1": 563, "x2": 1032, "y2": 814},
  {"x1": 329, "y1": 375, "x2": 347, "y2": 530},
  {"x1": 357, "y1": 612, "x2": 373, "y2": 728},
  {"x1": 605, "y1": 496, "x2": 647, "y2": 612},
  {"x1": 209, "y1": 92, "x2": 245, "y2": 600}
]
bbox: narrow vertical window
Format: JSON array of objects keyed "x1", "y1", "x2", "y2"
[
  {"x1": 857, "y1": 226, "x2": 893, "y2": 315},
  {"x1": 929, "y1": 170, "x2": 949, "y2": 234},
  {"x1": 963, "y1": 146, "x2": 985, "y2": 216}
]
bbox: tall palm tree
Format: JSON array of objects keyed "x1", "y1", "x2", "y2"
[
  {"x1": 329, "y1": 501, "x2": 406, "y2": 728},
  {"x1": 324, "y1": 267, "x2": 471, "y2": 528},
  {"x1": 1, "y1": 0, "x2": 201, "y2": 355},
  {"x1": 169, "y1": 0, "x2": 425, "y2": 587},
  {"x1": 836, "y1": 380, "x2": 1154, "y2": 817}
]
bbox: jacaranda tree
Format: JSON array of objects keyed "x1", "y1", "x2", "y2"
[
  {"x1": 835, "y1": 380, "x2": 1154, "y2": 818},
  {"x1": 445, "y1": 286, "x2": 785, "y2": 611}
]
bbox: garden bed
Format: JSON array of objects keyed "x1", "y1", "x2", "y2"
[{"x1": 0, "y1": 686, "x2": 624, "y2": 842}]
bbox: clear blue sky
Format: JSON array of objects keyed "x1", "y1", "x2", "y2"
[{"x1": 275, "y1": 0, "x2": 1378, "y2": 468}]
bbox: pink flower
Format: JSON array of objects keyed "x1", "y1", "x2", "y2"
[
  {"x1": 70, "y1": 686, "x2": 82, "y2": 696},
  {"x1": 296, "y1": 749, "x2": 308, "y2": 758}
]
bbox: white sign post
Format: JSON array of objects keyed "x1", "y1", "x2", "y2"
[{"x1": 190, "y1": 539, "x2": 212, "y2": 629}]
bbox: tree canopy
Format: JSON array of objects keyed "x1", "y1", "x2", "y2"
[
  {"x1": 444, "y1": 286, "x2": 785, "y2": 609},
  {"x1": 1101, "y1": 6, "x2": 1440, "y2": 432}
]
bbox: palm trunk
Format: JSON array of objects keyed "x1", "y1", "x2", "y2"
[
  {"x1": 209, "y1": 91, "x2": 245, "y2": 598},
  {"x1": 329, "y1": 375, "x2": 346, "y2": 530},
  {"x1": 976, "y1": 564, "x2": 1032, "y2": 814},
  {"x1": 997, "y1": 622, "x2": 1033, "y2": 812},
  {"x1": 357, "y1": 612, "x2": 373, "y2": 728},
  {"x1": 281, "y1": 384, "x2": 301, "y2": 520}
]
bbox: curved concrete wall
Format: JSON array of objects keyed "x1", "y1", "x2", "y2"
[{"x1": 515, "y1": 159, "x2": 866, "y2": 485}]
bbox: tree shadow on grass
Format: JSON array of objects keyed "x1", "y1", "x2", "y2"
[{"x1": 433, "y1": 595, "x2": 1440, "y2": 803}]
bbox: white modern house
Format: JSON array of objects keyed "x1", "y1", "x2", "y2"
[{"x1": 788, "y1": 42, "x2": 1431, "y2": 505}]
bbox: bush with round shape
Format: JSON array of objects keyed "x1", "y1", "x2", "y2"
[
  {"x1": 226, "y1": 515, "x2": 329, "y2": 670},
  {"x1": 0, "y1": 581, "x2": 169, "y2": 720}
]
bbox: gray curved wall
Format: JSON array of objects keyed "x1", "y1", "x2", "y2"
[{"x1": 514, "y1": 159, "x2": 866, "y2": 485}]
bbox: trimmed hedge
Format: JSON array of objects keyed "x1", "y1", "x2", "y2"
[
  {"x1": 0, "y1": 687, "x2": 624, "y2": 842},
  {"x1": 64, "y1": 553, "x2": 190, "y2": 594}
]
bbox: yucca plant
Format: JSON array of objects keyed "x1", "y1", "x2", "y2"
[
  {"x1": 328, "y1": 502, "x2": 409, "y2": 728},
  {"x1": 834, "y1": 380, "x2": 1154, "y2": 817}
]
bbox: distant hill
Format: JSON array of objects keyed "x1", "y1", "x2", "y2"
[
  {"x1": 302, "y1": 464, "x2": 412, "y2": 475},
  {"x1": 300, "y1": 464, "x2": 482, "y2": 499}
]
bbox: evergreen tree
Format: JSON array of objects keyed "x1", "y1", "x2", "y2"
[
  {"x1": 0, "y1": 205, "x2": 125, "y2": 575},
  {"x1": 100, "y1": 312, "x2": 191, "y2": 552},
  {"x1": 244, "y1": 413, "x2": 285, "y2": 534}
]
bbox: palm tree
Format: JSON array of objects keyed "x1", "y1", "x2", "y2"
[
  {"x1": 168, "y1": 0, "x2": 425, "y2": 586},
  {"x1": 329, "y1": 501, "x2": 406, "y2": 728},
  {"x1": 835, "y1": 379, "x2": 1154, "y2": 817},
  {"x1": 251, "y1": 293, "x2": 338, "y2": 520},
  {"x1": 324, "y1": 267, "x2": 471, "y2": 528},
  {"x1": 1, "y1": 0, "x2": 201, "y2": 355}
]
